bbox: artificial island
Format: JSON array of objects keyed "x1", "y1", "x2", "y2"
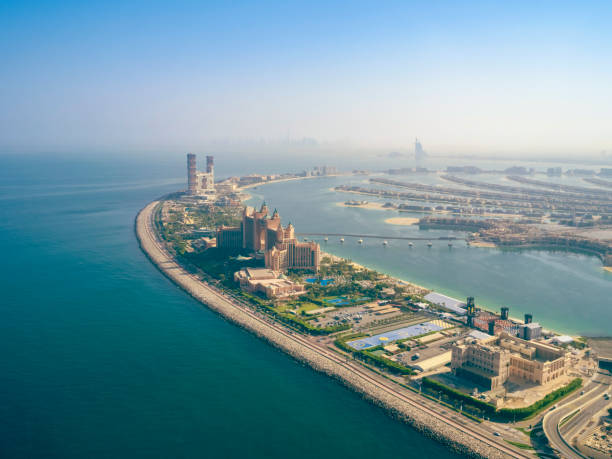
[{"x1": 136, "y1": 153, "x2": 612, "y2": 459}]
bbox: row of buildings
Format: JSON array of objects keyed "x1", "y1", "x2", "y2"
[{"x1": 217, "y1": 202, "x2": 321, "y2": 272}]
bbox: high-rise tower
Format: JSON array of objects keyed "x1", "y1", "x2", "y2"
[
  {"x1": 206, "y1": 155, "x2": 214, "y2": 174},
  {"x1": 187, "y1": 153, "x2": 197, "y2": 195}
]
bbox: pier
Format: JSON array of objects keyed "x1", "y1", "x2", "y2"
[{"x1": 296, "y1": 232, "x2": 459, "y2": 241}]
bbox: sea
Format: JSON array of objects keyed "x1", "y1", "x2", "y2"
[
  {"x1": 0, "y1": 153, "x2": 460, "y2": 459},
  {"x1": 0, "y1": 151, "x2": 610, "y2": 458}
]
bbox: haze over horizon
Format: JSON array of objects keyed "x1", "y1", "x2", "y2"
[{"x1": 1, "y1": 1, "x2": 612, "y2": 157}]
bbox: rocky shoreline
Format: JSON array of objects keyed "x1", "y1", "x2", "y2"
[{"x1": 135, "y1": 200, "x2": 518, "y2": 459}]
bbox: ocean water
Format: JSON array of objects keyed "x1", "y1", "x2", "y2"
[{"x1": 0, "y1": 154, "x2": 459, "y2": 459}]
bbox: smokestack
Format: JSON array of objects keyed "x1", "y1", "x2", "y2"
[
  {"x1": 187, "y1": 153, "x2": 197, "y2": 195},
  {"x1": 501, "y1": 307, "x2": 509, "y2": 320},
  {"x1": 206, "y1": 155, "x2": 214, "y2": 174},
  {"x1": 524, "y1": 313, "x2": 532, "y2": 324}
]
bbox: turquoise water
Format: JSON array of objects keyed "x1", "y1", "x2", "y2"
[
  {"x1": 248, "y1": 176, "x2": 612, "y2": 336},
  {"x1": 0, "y1": 154, "x2": 458, "y2": 458}
]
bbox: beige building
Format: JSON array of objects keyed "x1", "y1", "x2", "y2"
[
  {"x1": 265, "y1": 221, "x2": 320, "y2": 272},
  {"x1": 451, "y1": 332, "x2": 568, "y2": 389},
  {"x1": 234, "y1": 268, "x2": 305, "y2": 299}
]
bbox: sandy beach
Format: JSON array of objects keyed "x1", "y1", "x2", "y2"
[
  {"x1": 604, "y1": 266, "x2": 612, "y2": 273},
  {"x1": 469, "y1": 241, "x2": 497, "y2": 248},
  {"x1": 384, "y1": 217, "x2": 419, "y2": 226},
  {"x1": 321, "y1": 250, "x2": 368, "y2": 272}
]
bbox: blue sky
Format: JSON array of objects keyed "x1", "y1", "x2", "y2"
[{"x1": 1, "y1": 1, "x2": 611, "y2": 155}]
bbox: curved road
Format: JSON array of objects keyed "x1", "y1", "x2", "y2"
[
  {"x1": 138, "y1": 200, "x2": 534, "y2": 459},
  {"x1": 542, "y1": 373, "x2": 611, "y2": 458}
]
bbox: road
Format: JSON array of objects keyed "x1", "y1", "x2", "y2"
[
  {"x1": 138, "y1": 200, "x2": 536, "y2": 459},
  {"x1": 542, "y1": 372, "x2": 611, "y2": 458}
]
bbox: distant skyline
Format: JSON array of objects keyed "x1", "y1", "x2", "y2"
[{"x1": 1, "y1": 1, "x2": 612, "y2": 156}]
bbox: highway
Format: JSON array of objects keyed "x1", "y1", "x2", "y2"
[
  {"x1": 542, "y1": 372, "x2": 611, "y2": 458},
  {"x1": 137, "y1": 200, "x2": 533, "y2": 459}
]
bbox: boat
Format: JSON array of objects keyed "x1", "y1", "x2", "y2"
[
  {"x1": 324, "y1": 237, "x2": 328, "y2": 242},
  {"x1": 358, "y1": 239, "x2": 363, "y2": 244},
  {"x1": 427, "y1": 242, "x2": 433, "y2": 247},
  {"x1": 408, "y1": 242, "x2": 413, "y2": 247},
  {"x1": 340, "y1": 238, "x2": 345, "y2": 243},
  {"x1": 448, "y1": 242, "x2": 453, "y2": 247},
  {"x1": 383, "y1": 241, "x2": 388, "y2": 246}
]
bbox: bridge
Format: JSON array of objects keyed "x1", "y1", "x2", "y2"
[{"x1": 296, "y1": 232, "x2": 460, "y2": 241}]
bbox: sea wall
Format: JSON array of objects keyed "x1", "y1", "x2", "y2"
[{"x1": 135, "y1": 201, "x2": 517, "y2": 458}]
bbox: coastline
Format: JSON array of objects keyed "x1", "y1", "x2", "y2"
[
  {"x1": 320, "y1": 250, "x2": 429, "y2": 296},
  {"x1": 240, "y1": 174, "x2": 342, "y2": 190},
  {"x1": 136, "y1": 200, "x2": 524, "y2": 459}
]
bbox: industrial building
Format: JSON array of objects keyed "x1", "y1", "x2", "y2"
[{"x1": 451, "y1": 332, "x2": 569, "y2": 390}]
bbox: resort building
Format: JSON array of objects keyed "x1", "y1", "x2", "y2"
[
  {"x1": 217, "y1": 203, "x2": 320, "y2": 272},
  {"x1": 264, "y1": 220, "x2": 320, "y2": 272},
  {"x1": 451, "y1": 332, "x2": 569, "y2": 390},
  {"x1": 242, "y1": 203, "x2": 281, "y2": 252},
  {"x1": 234, "y1": 268, "x2": 305, "y2": 299}
]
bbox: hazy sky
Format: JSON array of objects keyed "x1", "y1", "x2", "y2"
[{"x1": 1, "y1": 1, "x2": 611, "y2": 156}]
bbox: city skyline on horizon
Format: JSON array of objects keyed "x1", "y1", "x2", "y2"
[{"x1": 2, "y1": 1, "x2": 612, "y2": 156}]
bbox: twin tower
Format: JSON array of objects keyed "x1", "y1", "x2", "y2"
[{"x1": 187, "y1": 153, "x2": 214, "y2": 196}]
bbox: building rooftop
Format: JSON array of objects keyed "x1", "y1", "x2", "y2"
[
  {"x1": 245, "y1": 267, "x2": 277, "y2": 279},
  {"x1": 423, "y1": 292, "x2": 466, "y2": 315},
  {"x1": 469, "y1": 330, "x2": 492, "y2": 341}
]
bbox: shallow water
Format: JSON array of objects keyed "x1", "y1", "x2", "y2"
[{"x1": 248, "y1": 175, "x2": 612, "y2": 336}]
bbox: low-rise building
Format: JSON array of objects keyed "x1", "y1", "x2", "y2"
[
  {"x1": 520, "y1": 322, "x2": 543, "y2": 341},
  {"x1": 234, "y1": 268, "x2": 305, "y2": 299},
  {"x1": 451, "y1": 332, "x2": 569, "y2": 389}
]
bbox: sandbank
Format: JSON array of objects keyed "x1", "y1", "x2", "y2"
[
  {"x1": 385, "y1": 217, "x2": 419, "y2": 226},
  {"x1": 336, "y1": 201, "x2": 394, "y2": 211},
  {"x1": 469, "y1": 241, "x2": 497, "y2": 248}
]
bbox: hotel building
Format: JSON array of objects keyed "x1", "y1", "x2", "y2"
[
  {"x1": 216, "y1": 202, "x2": 320, "y2": 272},
  {"x1": 451, "y1": 332, "x2": 569, "y2": 390}
]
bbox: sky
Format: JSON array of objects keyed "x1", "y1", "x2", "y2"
[{"x1": 1, "y1": 0, "x2": 611, "y2": 157}]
